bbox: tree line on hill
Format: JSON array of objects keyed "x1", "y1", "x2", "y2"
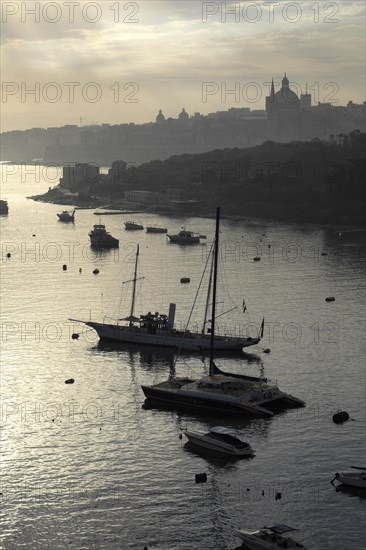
[{"x1": 54, "y1": 130, "x2": 366, "y2": 225}]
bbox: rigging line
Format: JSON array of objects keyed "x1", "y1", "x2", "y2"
[
  {"x1": 221, "y1": 248, "x2": 252, "y2": 327},
  {"x1": 172, "y1": 241, "x2": 215, "y2": 370},
  {"x1": 216, "y1": 248, "x2": 239, "y2": 330}
]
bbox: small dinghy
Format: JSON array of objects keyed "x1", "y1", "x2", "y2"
[
  {"x1": 183, "y1": 426, "x2": 254, "y2": 457},
  {"x1": 234, "y1": 524, "x2": 307, "y2": 549},
  {"x1": 331, "y1": 466, "x2": 366, "y2": 489}
]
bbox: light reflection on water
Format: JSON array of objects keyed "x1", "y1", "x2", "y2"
[{"x1": 1, "y1": 168, "x2": 365, "y2": 549}]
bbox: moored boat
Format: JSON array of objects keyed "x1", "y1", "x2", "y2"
[
  {"x1": 167, "y1": 228, "x2": 201, "y2": 244},
  {"x1": 124, "y1": 220, "x2": 144, "y2": 230},
  {"x1": 57, "y1": 209, "x2": 75, "y2": 222},
  {"x1": 331, "y1": 466, "x2": 366, "y2": 488},
  {"x1": 72, "y1": 232, "x2": 263, "y2": 352},
  {"x1": 141, "y1": 208, "x2": 305, "y2": 417},
  {"x1": 183, "y1": 426, "x2": 254, "y2": 457},
  {"x1": 0, "y1": 199, "x2": 9, "y2": 215},
  {"x1": 89, "y1": 223, "x2": 119, "y2": 249},
  {"x1": 146, "y1": 226, "x2": 168, "y2": 233},
  {"x1": 234, "y1": 524, "x2": 308, "y2": 550}
]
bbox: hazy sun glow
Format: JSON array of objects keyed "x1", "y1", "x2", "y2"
[{"x1": 1, "y1": 0, "x2": 365, "y2": 131}]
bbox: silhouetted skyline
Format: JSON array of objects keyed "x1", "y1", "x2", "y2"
[{"x1": 1, "y1": 0, "x2": 365, "y2": 132}]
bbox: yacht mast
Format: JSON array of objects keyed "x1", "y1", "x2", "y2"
[
  {"x1": 202, "y1": 244, "x2": 214, "y2": 336},
  {"x1": 209, "y1": 207, "x2": 220, "y2": 375},
  {"x1": 129, "y1": 244, "x2": 139, "y2": 326}
]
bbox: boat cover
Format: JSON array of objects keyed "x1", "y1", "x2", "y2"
[
  {"x1": 209, "y1": 426, "x2": 236, "y2": 435},
  {"x1": 211, "y1": 361, "x2": 267, "y2": 383},
  {"x1": 264, "y1": 525, "x2": 298, "y2": 534}
]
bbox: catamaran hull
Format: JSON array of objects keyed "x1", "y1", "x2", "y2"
[
  {"x1": 85, "y1": 321, "x2": 260, "y2": 351},
  {"x1": 141, "y1": 386, "x2": 274, "y2": 417}
]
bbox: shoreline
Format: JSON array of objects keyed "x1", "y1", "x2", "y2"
[{"x1": 28, "y1": 190, "x2": 366, "y2": 231}]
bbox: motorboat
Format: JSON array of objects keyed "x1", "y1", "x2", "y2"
[
  {"x1": 331, "y1": 466, "x2": 366, "y2": 488},
  {"x1": 72, "y1": 233, "x2": 263, "y2": 352},
  {"x1": 234, "y1": 524, "x2": 307, "y2": 549},
  {"x1": 57, "y1": 209, "x2": 75, "y2": 222},
  {"x1": 88, "y1": 223, "x2": 119, "y2": 249},
  {"x1": 0, "y1": 199, "x2": 9, "y2": 215},
  {"x1": 141, "y1": 208, "x2": 305, "y2": 417},
  {"x1": 124, "y1": 220, "x2": 144, "y2": 230},
  {"x1": 146, "y1": 226, "x2": 168, "y2": 233},
  {"x1": 167, "y1": 228, "x2": 201, "y2": 244},
  {"x1": 183, "y1": 426, "x2": 254, "y2": 457}
]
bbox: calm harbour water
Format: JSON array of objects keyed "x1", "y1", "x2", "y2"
[{"x1": 0, "y1": 166, "x2": 365, "y2": 550}]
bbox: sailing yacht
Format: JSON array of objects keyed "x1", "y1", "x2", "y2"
[
  {"x1": 72, "y1": 232, "x2": 262, "y2": 352},
  {"x1": 141, "y1": 208, "x2": 305, "y2": 417}
]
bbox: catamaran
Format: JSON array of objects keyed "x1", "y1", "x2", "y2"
[{"x1": 141, "y1": 208, "x2": 305, "y2": 417}]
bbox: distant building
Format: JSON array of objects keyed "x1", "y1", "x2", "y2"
[
  {"x1": 1, "y1": 73, "x2": 365, "y2": 165},
  {"x1": 60, "y1": 163, "x2": 100, "y2": 188},
  {"x1": 178, "y1": 108, "x2": 189, "y2": 122},
  {"x1": 266, "y1": 73, "x2": 302, "y2": 141},
  {"x1": 156, "y1": 110, "x2": 166, "y2": 124}
]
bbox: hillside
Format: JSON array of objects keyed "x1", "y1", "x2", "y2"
[{"x1": 33, "y1": 132, "x2": 366, "y2": 226}]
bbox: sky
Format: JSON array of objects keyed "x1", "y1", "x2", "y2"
[{"x1": 1, "y1": 0, "x2": 365, "y2": 132}]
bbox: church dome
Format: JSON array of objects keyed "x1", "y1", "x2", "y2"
[
  {"x1": 156, "y1": 109, "x2": 166, "y2": 123},
  {"x1": 274, "y1": 74, "x2": 300, "y2": 109},
  {"x1": 178, "y1": 108, "x2": 189, "y2": 121}
]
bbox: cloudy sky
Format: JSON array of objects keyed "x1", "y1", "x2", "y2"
[{"x1": 1, "y1": 0, "x2": 365, "y2": 131}]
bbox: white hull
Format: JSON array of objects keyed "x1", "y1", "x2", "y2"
[
  {"x1": 234, "y1": 530, "x2": 307, "y2": 550},
  {"x1": 184, "y1": 430, "x2": 253, "y2": 456},
  {"x1": 84, "y1": 321, "x2": 260, "y2": 351},
  {"x1": 336, "y1": 472, "x2": 366, "y2": 488}
]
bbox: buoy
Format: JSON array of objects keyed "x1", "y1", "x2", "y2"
[
  {"x1": 65, "y1": 378, "x2": 74, "y2": 384},
  {"x1": 180, "y1": 277, "x2": 190, "y2": 283},
  {"x1": 71, "y1": 333, "x2": 79, "y2": 340},
  {"x1": 93, "y1": 268, "x2": 99, "y2": 275},
  {"x1": 6, "y1": 253, "x2": 11, "y2": 258},
  {"x1": 79, "y1": 268, "x2": 82, "y2": 273},
  {"x1": 325, "y1": 297, "x2": 335, "y2": 302},
  {"x1": 263, "y1": 348, "x2": 270, "y2": 354},
  {"x1": 332, "y1": 410, "x2": 349, "y2": 424},
  {"x1": 253, "y1": 257, "x2": 261, "y2": 262},
  {"x1": 63, "y1": 264, "x2": 67, "y2": 271},
  {"x1": 195, "y1": 473, "x2": 207, "y2": 484},
  {"x1": 275, "y1": 491, "x2": 282, "y2": 500},
  {"x1": 179, "y1": 433, "x2": 182, "y2": 440}
]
